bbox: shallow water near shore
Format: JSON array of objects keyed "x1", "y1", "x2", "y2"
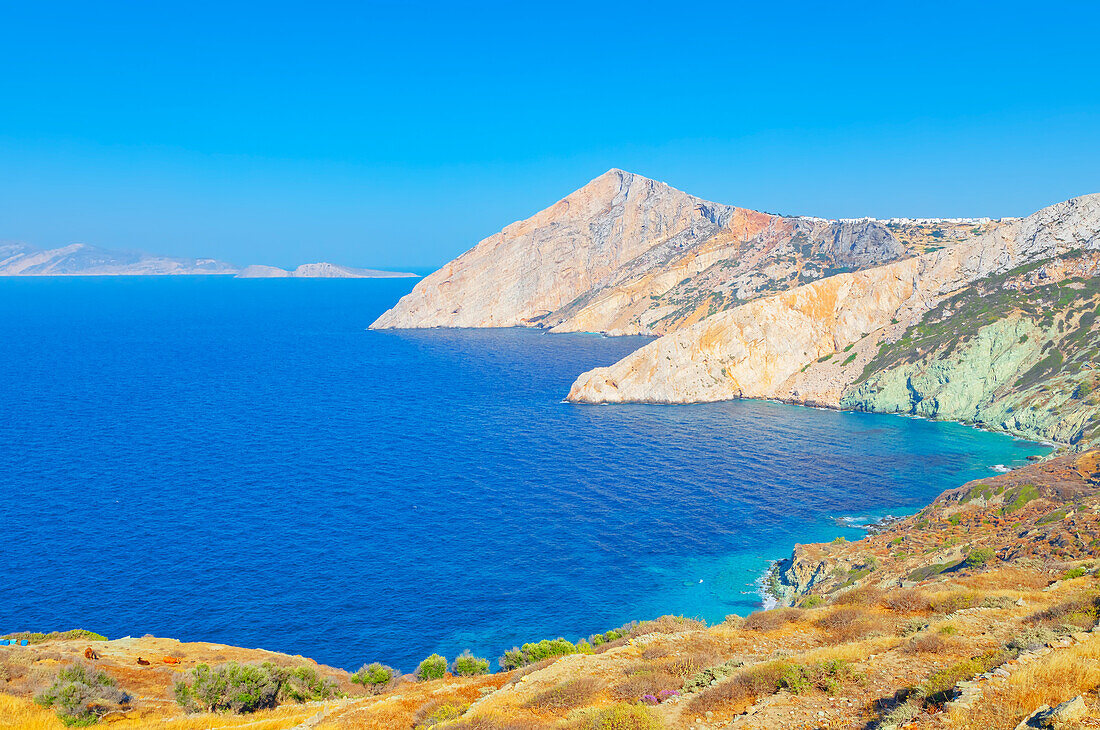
[{"x1": 0, "y1": 277, "x2": 1049, "y2": 671}]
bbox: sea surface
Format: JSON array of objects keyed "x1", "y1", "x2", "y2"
[{"x1": 0, "y1": 277, "x2": 1049, "y2": 672}]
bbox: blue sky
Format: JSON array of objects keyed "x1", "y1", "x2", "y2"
[{"x1": 2, "y1": 1, "x2": 1099, "y2": 269}]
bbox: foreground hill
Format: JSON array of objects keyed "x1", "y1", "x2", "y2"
[
  {"x1": 8, "y1": 451, "x2": 1100, "y2": 729},
  {"x1": 371, "y1": 169, "x2": 988, "y2": 335}
]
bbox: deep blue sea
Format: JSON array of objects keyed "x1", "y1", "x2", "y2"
[{"x1": 0, "y1": 277, "x2": 1048, "y2": 672}]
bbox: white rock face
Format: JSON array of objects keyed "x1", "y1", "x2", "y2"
[
  {"x1": 566, "y1": 194, "x2": 1100, "y2": 404},
  {"x1": 370, "y1": 169, "x2": 911, "y2": 333}
]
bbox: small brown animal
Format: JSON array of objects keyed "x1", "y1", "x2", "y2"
[
  {"x1": 83, "y1": 647, "x2": 99, "y2": 660},
  {"x1": 162, "y1": 656, "x2": 180, "y2": 665},
  {"x1": 136, "y1": 657, "x2": 150, "y2": 666}
]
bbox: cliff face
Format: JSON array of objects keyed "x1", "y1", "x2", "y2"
[
  {"x1": 565, "y1": 194, "x2": 1100, "y2": 448},
  {"x1": 841, "y1": 251, "x2": 1100, "y2": 446},
  {"x1": 370, "y1": 169, "x2": 912, "y2": 334}
]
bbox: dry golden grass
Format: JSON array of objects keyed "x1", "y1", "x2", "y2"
[
  {"x1": 742, "y1": 607, "x2": 804, "y2": 632},
  {"x1": 0, "y1": 694, "x2": 64, "y2": 730},
  {"x1": 526, "y1": 677, "x2": 604, "y2": 711},
  {"x1": 0, "y1": 692, "x2": 320, "y2": 730},
  {"x1": 948, "y1": 636, "x2": 1100, "y2": 729}
]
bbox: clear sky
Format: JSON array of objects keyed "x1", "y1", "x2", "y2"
[{"x1": 2, "y1": 1, "x2": 1099, "y2": 269}]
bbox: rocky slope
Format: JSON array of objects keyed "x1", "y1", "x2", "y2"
[
  {"x1": 236, "y1": 262, "x2": 418, "y2": 278},
  {"x1": 0, "y1": 241, "x2": 237, "y2": 275},
  {"x1": 371, "y1": 169, "x2": 928, "y2": 335},
  {"x1": 565, "y1": 194, "x2": 1100, "y2": 447},
  {"x1": 11, "y1": 452, "x2": 1100, "y2": 729}
]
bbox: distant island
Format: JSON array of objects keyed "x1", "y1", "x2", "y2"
[
  {"x1": 0, "y1": 241, "x2": 417, "y2": 279},
  {"x1": 235, "y1": 262, "x2": 418, "y2": 278}
]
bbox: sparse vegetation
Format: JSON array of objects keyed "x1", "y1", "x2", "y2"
[
  {"x1": 36, "y1": 662, "x2": 130, "y2": 726},
  {"x1": 415, "y1": 654, "x2": 449, "y2": 681},
  {"x1": 173, "y1": 662, "x2": 337, "y2": 714},
  {"x1": 351, "y1": 662, "x2": 396, "y2": 693}
]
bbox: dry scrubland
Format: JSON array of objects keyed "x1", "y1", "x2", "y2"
[{"x1": 3, "y1": 451, "x2": 1100, "y2": 729}]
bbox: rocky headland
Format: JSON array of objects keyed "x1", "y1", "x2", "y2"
[{"x1": 372, "y1": 169, "x2": 1100, "y2": 449}]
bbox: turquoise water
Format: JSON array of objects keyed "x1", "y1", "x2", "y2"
[{"x1": 0, "y1": 276, "x2": 1048, "y2": 671}]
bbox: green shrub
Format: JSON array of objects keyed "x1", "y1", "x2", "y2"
[
  {"x1": 452, "y1": 651, "x2": 490, "y2": 676},
  {"x1": 415, "y1": 654, "x2": 448, "y2": 681},
  {"x1": 966, "y1": 548, "x2": 995, "y2": 568},
  {"x1": 173, "y1": 662, "x2": 336, "y2": 714},
  {"x1": 351, "y1": 662, "x2": 396, "y2": 692},
  {"x1": 501, "y1": 638, "x2": 593, "y2": 670},
  {"x1": 1063, "y1": 567, "x2": 1088, "y2": 580},
  {"x1": 36, "y1": 662, "x2": 130, "y2": 726}
]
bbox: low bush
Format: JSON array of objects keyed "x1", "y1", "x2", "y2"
[
  {"x1": 687, "y1": 659, "x2": 860, "y2": 715},
  {"x1": 173, "y1": 662, "x2": 337, "y2": 714},
  {"x1": 501, "y1": 638, "x2": 592, "y2": 670},
  {"x1": 980, "y1": 595, "x2": 1016, "y2": 609},
  {"x1": 449, "y1": 713, "x2": 545, "y2": 730},
  {"x1": 813, "y1": 606, "x2": 888, "y2": 643},
  {"x1": 452, "y1": 652, "x2": 490, "y2": 677},
  {"x1": 831, "y1": 586, "x2": 886, "y2": 607},
  {"x1": 902, "y1": 632, "x2": 957, "y2": 655},
  {"x1": 682, "y1": 659, "x2": 743, "y2": 692},
  {"x1": 1026, "y1": 594, "x2": 1100, "y2": 631},
  {"x1": 36, "y1": 662, "x2": 130, "y2": 726},
  {"x1": 351, "y1": 662, "x2": 396, "y2": 693},
  {"x1": 415, "y1": 654, "x2": 449, "y2": 681},
  {"x1": 881, "y1": 588, "x2": 932, "y2": 613},
  {"x1": 1008, "y1": 626, "x2": 1056, "y2": 652},
  {"x1": 582, "y1": 702, "x2": 662, "y2": 729},
  {"x1": 966, "y1": 547, "x2": 996, "y2": 568},
  {"x1": 609, "y1": 668, "x2": 680, "y2": 701},
  {"x1": 414, "y1": 697, "x2": 469, "y2": 728},
  {"x1": 930, "y1": 590, "x2": 978, "y2": 614},
  {"x1": 742, "y1": 608, "x2": 803, "y2": 632},
  {"x1": 526, "y1": 677, "x2": 603, "y2": 711},
  {"x1": 1063, "y1": 566, "x2": 1088, "y2": 580}
]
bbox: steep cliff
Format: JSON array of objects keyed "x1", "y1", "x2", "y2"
[
  {"x1": 370, "y1": 169, "x2": 914, "y2": 334},
  {"x1": 566, "y1": 194, "x2": 1100, "y2": 447}
]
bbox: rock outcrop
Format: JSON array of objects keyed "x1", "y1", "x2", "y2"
[{"x1": 370, "y1": 169, "x2": 915, "y2": 334}]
